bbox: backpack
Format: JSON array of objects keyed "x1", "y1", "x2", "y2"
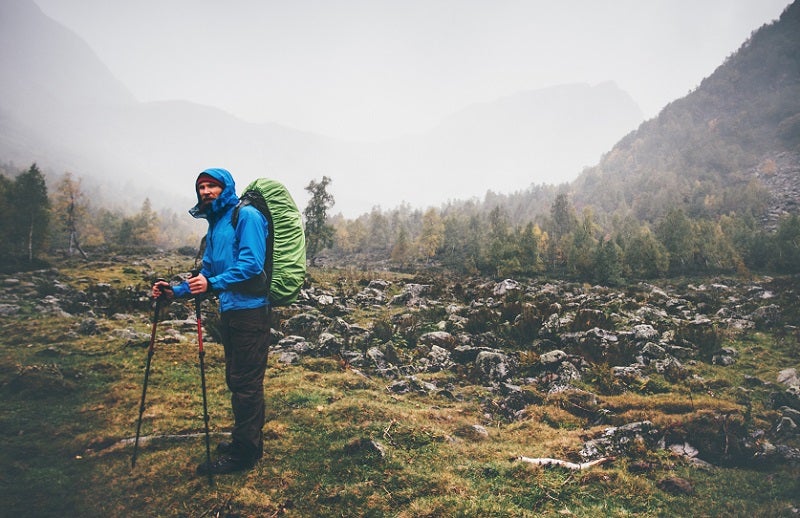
[{"x1": 231, "y1": 178, "x2": 306, "y2": 306}]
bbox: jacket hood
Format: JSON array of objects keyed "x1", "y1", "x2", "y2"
[{"x1": 189, "y1": 168, "x2": 239, "y2": 219}]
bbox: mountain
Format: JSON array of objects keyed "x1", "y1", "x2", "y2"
[
  {"x1": 0, "y1": 0, "x2": 136, "y2": 178},
  {"x1": 568, "y1": 0, "x2": 800, "y2": 226},
  {"x1": 383, "y1": 82, "x2": 643, "y2": 198},
  {"x1": 0, "y1": 0, "x2": 643, "y2": 217}
]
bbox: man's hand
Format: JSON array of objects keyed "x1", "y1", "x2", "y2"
[
  {"x1": 152, "y1": 280, "x2": 174, "y2": 300},
  {"x1": 187, "y1": 273, "x2": 209, "y2": 295}
]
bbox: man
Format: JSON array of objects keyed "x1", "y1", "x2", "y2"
[{"x1": 152, "y1": 167, "x2": 270, "y2": 475}]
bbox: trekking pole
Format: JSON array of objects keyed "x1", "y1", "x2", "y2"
[
  {"x1": 195, "y1": 294, "x2": 213, "y2": 485},
  {"x1": 132, "y1": 282, "x2": 166, "y2": 468}
]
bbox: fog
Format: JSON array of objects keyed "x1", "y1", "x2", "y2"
[{"x1": 33, "y1": 0, "x2": 789, "y2": 142}]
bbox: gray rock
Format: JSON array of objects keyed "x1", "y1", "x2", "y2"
[
  {"x1": 455, "y1": 424, "x2": 489, "y2": 440},
  {"x1": 632, "y1": 324, "x2": 659, "y2": 341},
  {"x1": 0, "y1": 304, "x2": 21, "y2": 316},
  {"x1": 276, "y1": 351, "x2": 301, "y2": 364},
  {"x1": 750, "y1": 304, "x2": 782, "y2": 328},
  {"x1": 418, "y1": 331, "x2": 456, "y2": 349},
  {"x1": 580, "y1": 421, "x2": 659, "y2": 460},
  {"x1": 492, "y1": 279, "x2": 520, "y2": 297},
  {"x1": 777, "y1": 368, "x2": 799, "y2": 388},
  {"x1": 776, "y1": 416, "x2": 797, "y2": 435},
  {"x1": 613, "y1": 365, "x2": 644, "y2": 379},
  {"x1": 772, "y1": 386, "x2": 800, "y2": 412},
  {"x1": 641, "y1": 342, "x2": 667, "y2": 359},
  {"x1": 539, "y1": 349, "x2": 568, "y2": 366},
  {"x1": 365, "y1": 347, "x2": 391, "y2": 372},
  {"x1": 427, "y1": 345, "x2": 452, "y2": 370},
  {"x1": 367, "y1": 280, "x2": 391, "y2": 291},
  {"x1": 472, "y1": 350, "x2": 516, "y2": 384}
]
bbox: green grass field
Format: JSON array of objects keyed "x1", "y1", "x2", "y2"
[{"x1": 0, "y1": 256, "x2": 798, "y2": 517}]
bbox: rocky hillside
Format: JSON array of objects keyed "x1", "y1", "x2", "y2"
[
  {"x1": 1, "y1": 254, "x2": 799, "y2": 515},
  {"x1": 755, "y1": 151, "x2": 800, "y2": 229},
  {"x1": 3, "y1": 259, "x2": 799, "y2": 466},
  {"x1": 568, "y1": 1, "x2": 800, "y2": 228}
]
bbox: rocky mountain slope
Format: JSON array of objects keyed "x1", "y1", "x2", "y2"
[{"x1": 570, "y1": 1, "x2": 800, "y2": 226}]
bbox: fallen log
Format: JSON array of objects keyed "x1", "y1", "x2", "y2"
[
  {"x1": 86, "y1": 432, "x2": 231, "y2": 457},
  {"x1": 514, "y1": 456, "x2": 614, "y2": 470}
]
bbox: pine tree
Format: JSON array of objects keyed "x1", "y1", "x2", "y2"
[
  {"x1": 0, "y1": 173, "x2": 11, "y2": 261},
  {"x1": 623, "y1": 227, "x2": 669, "y2": 278},
  {"x1": 303, "y1": 176, "x2": 335, "y2": 260},
  {"x1": 773, "y1": 214, "x2": 800, "y2": 273},
  {"x1": 11, "y1": 164, "x2": 50, "y2": 262},
  {"x1": 593, "y1": 236, "x2": 623, "y2": 285},
  {"x1": 656, "y1": 208, "x2": 694, "y2": 274},
  {"x1": 390, "y1": 226, "x2": 411, "y2": 266}
]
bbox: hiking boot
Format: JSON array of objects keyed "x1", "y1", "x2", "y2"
[
  {"x1": 217, "y1": 440, "x2": 263, "y2": 459},
  {"x1": 196, "y1": 455, "x2": 256, "y2": 476},
  {"x1": 216, "y1": 441, "x2": 234, "y2": 454}
]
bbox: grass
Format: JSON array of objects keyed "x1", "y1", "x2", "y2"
[{"x1": 0, "y1": 255, "x2": 798, "y2": 516}]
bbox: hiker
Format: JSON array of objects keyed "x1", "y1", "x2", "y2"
[{"x1": 152, "y1": 167, "x2": 270, "y2": 475}]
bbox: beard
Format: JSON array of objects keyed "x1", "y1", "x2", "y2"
[{"x1": 199, "y1": 195, "x2": 217, "y2": 211}]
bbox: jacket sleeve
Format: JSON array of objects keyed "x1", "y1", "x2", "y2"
[
  {"x1": 172, "y1": 281, "x2": 190, "y2": 298},
  {"x1": 207, "y1": 205, "x2": 268, "y2": 291}
]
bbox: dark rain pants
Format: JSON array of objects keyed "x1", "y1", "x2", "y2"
[{"x1": 219, "y1": 306, "x2": 271, "y2": 462}]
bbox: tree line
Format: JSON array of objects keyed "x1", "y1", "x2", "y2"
[
  {"x1": 0, "y1": 163, "x2": 203, "y2": 270},
  {"x1": 3, "y1": 163, "x2": 797, "y2": 282},
  {"x1": 0, "y1": 164, "x2": 339, "y2": 273},
  {"x1": 326, "y1": 190, "x2": 800, "y2": 282}
]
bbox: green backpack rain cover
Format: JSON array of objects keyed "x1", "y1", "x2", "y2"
[{"x1": 233, "y1": 178, "x2": 306, "y2": 306}]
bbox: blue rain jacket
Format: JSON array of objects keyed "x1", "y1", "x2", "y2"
[{"x1": 172, "y1": 168, "x2": 269, "y2": 311}]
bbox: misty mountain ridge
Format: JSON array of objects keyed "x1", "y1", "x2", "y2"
[
  {"x1": 565, "y1": 0, "x2": 800, "y2": 226},
  {"x1": 1, "y1": 0, "x2": 643, "y2": 217}
]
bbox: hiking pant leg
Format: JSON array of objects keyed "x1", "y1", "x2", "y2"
[{"x1": 220, "y1": 306, "x2": 270, "y2": 460}]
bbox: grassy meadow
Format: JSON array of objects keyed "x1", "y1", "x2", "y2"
[{"x1": 0, "y1": 254, "x2": 798, "y2": 517}]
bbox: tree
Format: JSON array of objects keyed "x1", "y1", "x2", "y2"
[
  {"x1": 656, "y1": 208, "x2": 694, "y2": 274},
  {"x1": 773, "y1": 214, "x2": 800, "y2": 273},
  {"x1": 0, "y1": 173, "x2": 11, "y2": 260},
  {"x1": 593, "y1": 236, "x2": 623, "y2": 285},
  {"x1": 416, "y1": 208, "x2": 444, "y2": 262},
  {"x1": 304, "y1": 176, "x2": 335, "y2": 260},
  {"x1": 116, "y1": 198, "x2": 161, "y2": 248},
  {"x1": 390, "y1": 226, "x2": 412, "y2": 266},
  {"x1": 567, "y1": 208, "x2": 600, "y2": 279},
  {"x1": 623, "y1": 226, "x2": 669, "y2": 278},
  {"x1": 486, "y1": 206, "x2": 518, "y2": 276},
  {"x1": 517, "y1": 222, "x2": 544, "y2": 275},
  {"x1": 11, "y1": 164, "x2": 50, "y2": 262},
  {"x1": 366, "y1": 208, "x2": 390, "y2": 253},
  {"x1": 51, "y1": 172, "x2": 89, "y2": 258},
  {"x1": 441, "y1": 214, "x2": 474, "y2": 273},
  {"x1": 549, "y1": 192, "x2": 578, "y2": 240},
  {"x1": 546, "y1": 193, "x2": 578, "y2": 272},
  {"x1": 692, "y1": 219, "x2": 738, "y2": 272}
]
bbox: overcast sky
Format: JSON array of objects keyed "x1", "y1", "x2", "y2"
[{"x1": 34, "y1": 0, "x2": 791, "y2": 142}]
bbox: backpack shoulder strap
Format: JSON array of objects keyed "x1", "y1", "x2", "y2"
[
  {"x1": 230, "y1": 200, "x2": 248, "y2": 229},
  {"x1": 227, "y1": 190, "x2": 274, "y2": 298},
  {"x1": 231, "y1": 190, "x2": 265, "y2": 229}
]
